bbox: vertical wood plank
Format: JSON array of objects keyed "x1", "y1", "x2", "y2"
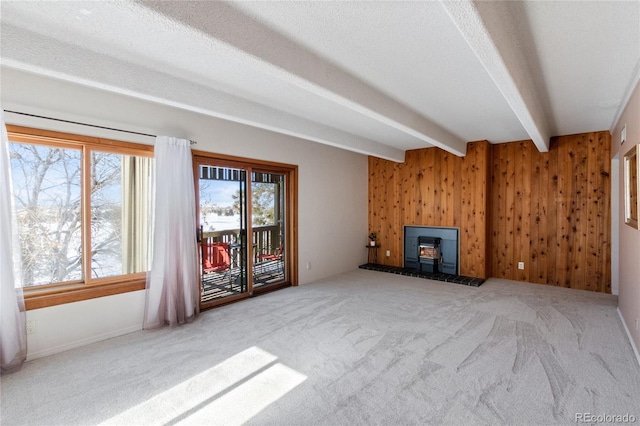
[
  {"x1": 482, "y1": 142, "x2": 492, "y2": 278},
  {"x1": 505, "y1": 143, "x2": 516, "y2": 279},
  {"x1": 573, "y1": 134, "x2": 588, "y2": 290},
  {"x1": 556, "y1": 136, "x2": 571, "y2": 288},
  {"x1": 521, "y1": 141, "x2": 532, "y2": 282},
  {"x1": 585, "y1": 133, "x2": 599, "y2": 290},
  {"x1": 547, "y1": 139, "x2": 559, "y2": 286},
  {"x1": 492, "y1": 144, "x2": 508, "y2": 278},
  {"x1": 425, "y1": 148, "x2": 435, "y2": 226},
  {"x1": 460, "y1": 147, "x2": 471, "y2": 276},
  {"x1": 514, "y1": 141, "x2": 525, "y2": 281},
  {"x1": 537, "y1": 149, "x2": 550, "y2": 285},
  {"x1": 393, "y1": 158, "x2": 403, "y2": 266},
  {"x1": 460, "y1": 144, "x2": 474, "y2": 276},
  {"x1": 529, "y1": 141, "x2": 542, "y2": 283}
]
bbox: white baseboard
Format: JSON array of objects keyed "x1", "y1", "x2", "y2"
[
  {"x1": 26, "y1": 324, "x2": 142, "y2": 361},
  {"x1": 617, "y1": 307, "x2": 640, "y2": 368}
]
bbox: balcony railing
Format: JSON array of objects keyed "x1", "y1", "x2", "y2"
[{"x1": 202, "y1": 224, "x2": 281, "y2": 259}]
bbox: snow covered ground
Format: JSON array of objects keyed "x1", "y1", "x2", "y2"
[{"x1": 201, "y1": 214, "x2": 241, "y2": 232}]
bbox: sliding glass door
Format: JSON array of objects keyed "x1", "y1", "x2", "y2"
[
  {"x1": 194, "y1": 156, "x2": 296, "y2": 309},
  {"x1": 252, "y1": 171, "x2": 286, "y2": 290},
  {"x1": 197, "y1": 164, "x2": 248, "y2": 306}
]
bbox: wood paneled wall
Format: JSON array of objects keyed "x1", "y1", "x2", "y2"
[
  {"x1": 490, "y1": 132, "x2": 611, "y2": 292},
  {"x1": 369, "y1": 141, "x2": 491, "y2": 278},
  {"x1": 368, "y1": 131, "x2": 612, "y2": 292}
]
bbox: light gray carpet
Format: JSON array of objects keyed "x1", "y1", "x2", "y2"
[{"x1": 2, "y1": 269, "x2": 639, "y2": 425}]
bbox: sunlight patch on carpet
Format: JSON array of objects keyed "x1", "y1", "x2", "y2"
[{"x1": 100, "y1": 346, "x2": 306, "y2": 425}]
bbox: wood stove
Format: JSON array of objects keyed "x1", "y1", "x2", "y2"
[
  {"x1": 418, "y1": 236, "x2": 441, "y2": 273},
  {"x1": 404, "y1": 226, "x2": 459, "y2": 275}
]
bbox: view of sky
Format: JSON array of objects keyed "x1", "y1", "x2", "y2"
[{"x1": 201, "y1": 179, "x2": 241, "y2": 207}]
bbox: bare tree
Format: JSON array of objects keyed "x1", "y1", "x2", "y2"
[
  {"x1": 9, "y1": 144, "x2": 122, "y2": 286},
  {"x1": 89, "y1": 151, "x2": 123, "y2": 278}
]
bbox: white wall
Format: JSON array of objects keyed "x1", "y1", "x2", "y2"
[
  {"x1": 25, "y1": 291, "x2": 146, "y2": 360},
  {"x1": 611, "y1": 78, "x2": 640, "y2": 362},
  {"x1": 611, "y1": 155, "x2": 619, "y2": 296},
  {"x1": 1, "y1": 68, "x2": 369, "y2": 359}
]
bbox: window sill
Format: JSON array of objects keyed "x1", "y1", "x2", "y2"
[{"x1": 24, "y1": 277, "x2": 146, "y2": 310}]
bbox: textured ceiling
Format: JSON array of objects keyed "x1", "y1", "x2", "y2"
[{"x1": 1, "y1": 1, "x2": 639, "y2": 162}]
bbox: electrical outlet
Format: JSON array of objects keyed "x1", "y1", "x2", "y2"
[
  {"x1": 306, "y1": 262, "x2": 311, "y2": 270},
  {"x1": 386, "y1": 250, "x2": 390, "y2": 257},
  {"x1": 27, "y1": 320, "x2": 36, "y2": 334},
  {"x1": 518, "y1": 262, "x2": 525, "y2": 270}
]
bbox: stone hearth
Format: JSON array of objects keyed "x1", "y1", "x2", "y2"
[{"x1": 358, "y1": 263, "x2": 484, "y2": 287}]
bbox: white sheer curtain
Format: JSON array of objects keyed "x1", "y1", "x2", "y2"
[
  {"x1": 143, "y1": 136, "x2": 199, "y2": 328},
  {"x1": 1, "y1": 110, "x2": 27, "y2": 373}
]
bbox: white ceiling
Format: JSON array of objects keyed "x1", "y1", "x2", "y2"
[{"x1": 1, "y1": 1, "x2": 639, "y2": 162}]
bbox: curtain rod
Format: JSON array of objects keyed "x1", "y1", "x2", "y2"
[{"x1": 3, "y1": 109, "x2": 197, "y2": 144}]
